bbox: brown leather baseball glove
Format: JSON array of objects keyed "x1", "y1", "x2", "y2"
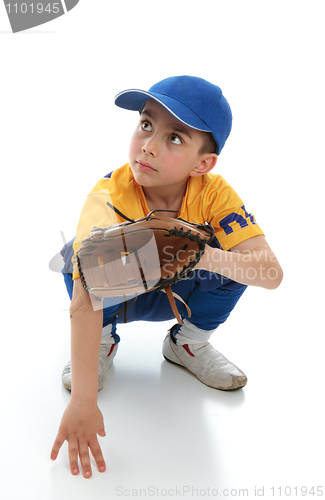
[{"x1": 77, "y1": 202, "x2": 215, "y2": 324}]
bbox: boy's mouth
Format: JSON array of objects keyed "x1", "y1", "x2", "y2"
[{"x1": 136, "y1": 161, "x2": 157, "y2": 172}]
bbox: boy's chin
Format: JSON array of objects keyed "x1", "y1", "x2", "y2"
[{"x1": 131, "y1": 168, "x2": 157, "y2": 187}]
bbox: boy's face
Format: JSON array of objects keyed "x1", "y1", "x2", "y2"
[{"x1": 128, "y1": 100, "x2": 216, "y2": 192}]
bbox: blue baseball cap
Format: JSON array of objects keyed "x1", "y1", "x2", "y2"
[{"x1": 114, "y1": 75, "x2": 232, "y2": 155}]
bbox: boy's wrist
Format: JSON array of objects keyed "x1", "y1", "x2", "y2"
[
  {"x1": 70, "y1": 391, "x2": 98, "y2": 407},
  {"x1": 70, "y1": 371, "x2": 99, "y2": 405}
]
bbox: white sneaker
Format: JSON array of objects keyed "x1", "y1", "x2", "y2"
[
  {"x1": 62, "y1": 343, "x2": 118, "y2": 392},
  {"x1": 162, "y1": 327, "x2": 247, "y2": 391}
]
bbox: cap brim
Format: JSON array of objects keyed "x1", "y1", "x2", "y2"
[{"x1": 115, "y1": 89, "x2": 211, "y2": 134}]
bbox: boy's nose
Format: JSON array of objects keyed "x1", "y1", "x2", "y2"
[{"x1": 142, "y1": 137, "x2": 158, "y2": 157}]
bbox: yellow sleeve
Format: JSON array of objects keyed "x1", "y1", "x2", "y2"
[
  {"x1": 181, "y1": 174, "x2": 265, "y2": 251},
  {"x1": 207, "y1": 176, "x2": 264, "y2": 250}
]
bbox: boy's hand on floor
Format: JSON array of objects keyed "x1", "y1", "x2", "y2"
[{"x1": 50, "y1": 400, "x2": 106, "y2": 478}]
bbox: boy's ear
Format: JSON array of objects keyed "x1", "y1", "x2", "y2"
[{"x1": 190, "y1": 153, "x2": 218, "y2": 177}]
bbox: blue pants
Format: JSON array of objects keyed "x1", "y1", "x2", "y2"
[{"x1": 61, "y1": 238, "x2": 247, "y2": 344}]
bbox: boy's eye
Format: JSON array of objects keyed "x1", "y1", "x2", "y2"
[
  {"x1": 141, "y1": 120, "x2": 152, "y2": 132},
  {"x1": 169, "y1": 134, "x2": 183, "y2": 145}
]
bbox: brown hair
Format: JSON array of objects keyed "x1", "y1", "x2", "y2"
[{"x1": 198, "y1": 132, "x2": 218, "y2": 155}]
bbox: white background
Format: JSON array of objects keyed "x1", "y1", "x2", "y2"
[{"x1": 1, "y1": 1, "x2": 324, "y2": 499}]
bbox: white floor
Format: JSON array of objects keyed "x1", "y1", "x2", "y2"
[{"x1": 1, "y1": 271, "x2": 324, "y2": 500}]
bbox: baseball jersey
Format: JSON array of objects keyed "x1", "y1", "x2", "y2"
[{"x1": 72, "y1": 163, "x2": 264, "y2": 279}]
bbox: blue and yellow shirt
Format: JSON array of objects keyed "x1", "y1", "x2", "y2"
[{"x1": 73, "y1": 163, "x2": 264, "y2": 279}]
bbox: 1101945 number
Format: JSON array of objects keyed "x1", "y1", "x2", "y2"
[{"x1": 5, "y1": 3, "x2": 61, "y2": 14}]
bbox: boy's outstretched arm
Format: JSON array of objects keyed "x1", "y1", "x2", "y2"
[
  {"x1": 196, "y1": 235, "x2": 283, "y2": 289},
  {"x1": 50, "y1": 278, "x2": 106, "y2": 478}
]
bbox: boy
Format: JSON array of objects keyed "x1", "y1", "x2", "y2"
[{"x1": 50, "y1": 76, "x2": 283, "y2": 478}]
